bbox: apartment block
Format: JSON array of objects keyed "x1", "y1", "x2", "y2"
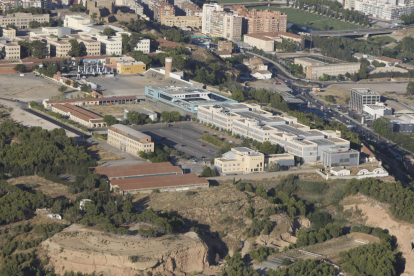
[
  {"x1": 0, "y1": 12, "x2": 49, "y2": 29},
  {"x1": 350, "y1": 88, "x2": 381, "y2": 113},
  {"x1": 209, "y1": 11, "x2": 242, "y2": 40},
  {"x1": 161, "y1": 16, "x2": 202, "y2": 29},
  {"x1": 214, "y1": 147, "x2": 295, "y2": 175},
  {"x1": 107, "y1": 124, "x2": 154, "y2": 156},
  {"x1": 153, "y1": 2, "x2": 175, "y2": 22},
  {"x1": 233, "y1": 5, "x2": 287, "y2": 33},
  {"x1": 184, "y1": 3, "x2": 201, "y2": 16},
  {"x1": 354, "y1": 0, "x2": 413, "y2": 20},
  {"x1": 294, "y1": 57, "x2": 325, "y2": 68},
  {"x1": 306, "y1": 63, "x2": 360, "y2": 80},
  {"x1": 201, "y1": 3, "x2": 223, "y2": 34},
  {"x1": 198, "y1": 103, "x2": 349, "y2": 162},
  {"x1": 0, "y1": 42, "x2": 20, "y2": 60}
]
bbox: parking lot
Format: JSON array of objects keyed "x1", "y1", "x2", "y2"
[{"x1": 132, "y1": 122, "x2": 218, "y2": 162}]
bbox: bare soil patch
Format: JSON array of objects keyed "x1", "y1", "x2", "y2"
[
  {"x1": 80, "y1": 142, "x2": 124, "y2": 162},
  {"x1": 42, "y1": 224, "x2": 210, "y2": 276},
  {"x1": 86, "y1": 105, "x2": 125, "y2": 116},
  {"x1": 342, "y1": 194, "x2": 414, "y2": 276},
  {"x1": 7, "y1": 175, "x2": 75, "y2": 200}
]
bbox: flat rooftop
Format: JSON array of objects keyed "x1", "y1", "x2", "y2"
[
  {"x1": 110, "y1": 173, "x2": 208, "y2": 191},
  {"x1": 110, "y1": 124, "x2": 149, "y2": 140},
  {"x1": 351, "y1": 88, "x2": 380, "y2": 96},
  {"x1": 91, "y1": 162, "x2": 182, "y2": 178}
]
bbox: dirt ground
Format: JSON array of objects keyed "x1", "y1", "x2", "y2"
[
  {"x1": 80, "y1": 142, "x2": 123, "y2": 162},
  {"x1": 321, "y1": 82, "x2": 411, "y2": 105},
  {"x1": 342, "y1": 194, "x2": 414, "y2": 276},
  {"x1": 0, "y1": 75, "x2": 61, "y2": 101},
  {"x1": 7, "y1": 175, "x2": 76, "y2": 200},
  {"x1": 87, "y1": 106, "x2": 125, "y2": 116},
  {"x1": 42, "y1": 224, "x2": 211, "y2": 276}
]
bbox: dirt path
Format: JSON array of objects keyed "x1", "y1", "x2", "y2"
[
  {"x1": 241, "y1": 240, "x2": 250, "y2": 257},
  {"x1": 343, "y1": 195, "x2": 414, "y2": 276}
]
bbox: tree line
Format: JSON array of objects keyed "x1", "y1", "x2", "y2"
[{"x1": 373, "y1": 117, "x2": 414, "y2": 153}]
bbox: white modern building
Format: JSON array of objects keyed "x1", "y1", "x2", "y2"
[
  {"x1": 353, "y1": 0, "x2": 414, "y2": 20},
  {"x1": 115, "y1": 33, "x2": 150, "y2": 53},
  {"x1": 64, "y1": 14, "x2": 92, "y2": 30},
  {"x1": 363, "y1": 103, "x2": 393, "y2": 120},
  {"x1": 93, "y1": 34, "x2": 122, "y2": 55},
  {"x1": 198, "y1": 103, "x2": 350, "y2": 162}
]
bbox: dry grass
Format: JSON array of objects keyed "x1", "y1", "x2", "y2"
[
  {"x1": 7, "y1": 175, "x2": 75, "y2": 200},
  {"x1": 80, "y1": 142, "x2": 124, "y2": 162},
  {"x1": 86, "y1": 106, "x2": 125, "y2": 116}
]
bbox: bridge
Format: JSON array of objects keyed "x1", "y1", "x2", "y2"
[{"x1": 310, "y1": 26, "x2": 410, "y2": 37}]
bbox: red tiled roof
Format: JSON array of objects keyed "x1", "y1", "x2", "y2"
[
  {"x1": 110, "y1": 173, "x2": 209, "y2": 191},
  {"x1": 53, "y1": 103, "x2": 102, "y2": 122},
  {"x1": 91, "y1": 162, "x2": 182, "y2": 178},
  {"x1": 45, "y1": 96, "x2": 137, "y2": 104}
]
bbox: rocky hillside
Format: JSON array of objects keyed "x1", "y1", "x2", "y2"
[{"x1": 42, "y1": 225, "x2": 209, "y2": 276}]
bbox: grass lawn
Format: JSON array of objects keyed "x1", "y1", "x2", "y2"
[{"x1": 246, "y1": 6, "x2": 361, "y2": 31}]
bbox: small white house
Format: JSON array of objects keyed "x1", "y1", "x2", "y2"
[
  {"x1": 47, "y1": 214, "x2": 62, "y2": 220},
  {"x1": 330, "y1": 167, "x2": 350, "y2": 176},
  {"x1": 252, "y1": 70, "x2": 272, "y2": 80}
]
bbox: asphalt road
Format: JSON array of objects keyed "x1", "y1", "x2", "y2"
[
  {"x1": 131, "y1": 122, "x2": 218, "y2": 162},
  {"x1": 312, "y1": 25, "x2": 414, "y2": 37}
]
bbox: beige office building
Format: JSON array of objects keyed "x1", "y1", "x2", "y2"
[
  {"x1": 244, "y1": 32, "x2": 303, "y2": 52},
  {"x1": 0, "y1": 42, "x2": 20, "y2": 60},
  {"x1": 2, "y1": 28, "x2": 16, "y2": 38},
  {"x1": 47, "y1": 37, "x2": 71, "y2": 57},
  {"x1": 294, "y1": 57, "x2": 325, "y2": 68},
  {"x1": 214, "y1": 147, "x2": 295, "y2": 175},
  {"x1": 307, "y1": 63, "x2": 361, "y2": 80},
  {"x1": 64, "y1": 14, "x2": 91, "y2": 30},
  {"x1": 107, "y1": 124, "x2": 154, "y2": 156},
  {"x1": 67, "y1": 34, "x2": 101, "y2": 56},
  {"x1": 233, "y1": 6, "x2": 288, "y2": 33},
  {"x1": 0, "y1": 12, "x2": 49, "y2": 29},
  {"x1": 161, "y1": 16, "x2": 202, "y2": 29}
]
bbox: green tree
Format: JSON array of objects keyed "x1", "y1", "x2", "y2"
[
  {"x1": 90, "y1": 12, "x2": 97, "y2": 23},
  {"x1": 259, "y1": 141, "x2": 278, "y2": 155},
  {"x1": 30, "y1": 40, "x2": 44, "y2": 59},
  {"x1": 14, "y1": 64, "x2": 26, "y2": 73},
  {"x1": 103, "y1": 115, "x2": 117, "y2": 126},
  {"x1": 6, "y1": 24, "x2": 17, "y2": 30},
  {"x1": 58, "y1": 86, "x2": 67, "y2": 93},
  {"x1": 231, "y1": 89, "x2": 244, "y2": 102},
  {"x1": 80, "y1": 84, "x2": 91, "y2": 92},
  {"x1": 102, "y1": 27, "x2": 116, "y2": 36},
  {"x1": 407, "y1": 81, "x2": 414, "y2": 95},
  {"x1": 65, "y1": 79, "x2": 71, "y2": 86},
  {"x1": 28, "y1": 20, "x2": 40, "y2": 28},
  {"x1": 68, "y1": 39, "x2": 86, "y2": 57},
  {"x1": 200, "y1": 166, "x2": 217, "y2": 177},
  {"x1": 73, "y1": 81, "x2": 78, "y2": 88}
]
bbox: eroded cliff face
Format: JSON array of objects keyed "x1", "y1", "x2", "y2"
[{"x1": 42, "y1": 226, "x2": 209, "y2": 276}]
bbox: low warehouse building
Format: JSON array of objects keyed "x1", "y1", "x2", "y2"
[
  {"x1": 110, "y1": 173, "x2": 209, "y2": 194},
  {"x1": 91, "y1": 162, "x2": 183, "y2": 180},
  {"x1": 43, "y1": 96, "x2": 138, "y2": 108},
  {"x1": 107, "y1": 124, "x2": 154, "y2": 156},
  {"x1": 52, "y1": 103, "x2": 106, "y2": 128}
]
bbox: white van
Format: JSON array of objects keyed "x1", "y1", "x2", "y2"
[{"x1": 20, "y1": 74, "x2": 25, "y2": 76}]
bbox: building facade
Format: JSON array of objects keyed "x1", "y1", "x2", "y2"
[
  {"x1": 107, "y1": 124, "x2": 154, "y2": 156},
  {"x1": 161, "y1": 16, "x2": 202, "y2": 29},
  {"x1": 209, "y1": 11, "x2": 243, "y2": 40},
  {"x1": 198, "y1": 103, "x2": 350, "y2": 162},
  {"x1": 322, "y1": 147, "x2": 360, "y2": 167},
  {"x1": 0, "y1": 12, "x2": 49, "y2": 29},
  {"x1": 51, "y1": 103, "x2": 106, "y2": 128},
  {"x1": 0, "y1": 42, "x2": 20, "y2": 60},
  {"x1": 153, "y1": 2, "x2": 175, "y2": 22},
  {"x1": 64, "y1": 14, "x2": 92, "y2": 30},
  {"x1": 2, "y1": 28, "x2": 16, "y2": 38},
  {"x1": 233, "y1": 6, "x2": 288, "y2": 33},
  {"x1": 363, "y1": 103, "x2": 393, "y2": 120},
  {"x1": 201, "y1": 3, "x2": 223, "y2": 34},
  {"x1": 350, "y1": 88, "x2": 381, "y2": 113},
  {"x1": 214, "y1": 147, "x2": 295, "y2": 175},
  {"x1": 244, "y1": 32, "x2": 303, "y2": 52},
  {"x1": 306, "y1": 63, "x2": 360, "y2": 80}
]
